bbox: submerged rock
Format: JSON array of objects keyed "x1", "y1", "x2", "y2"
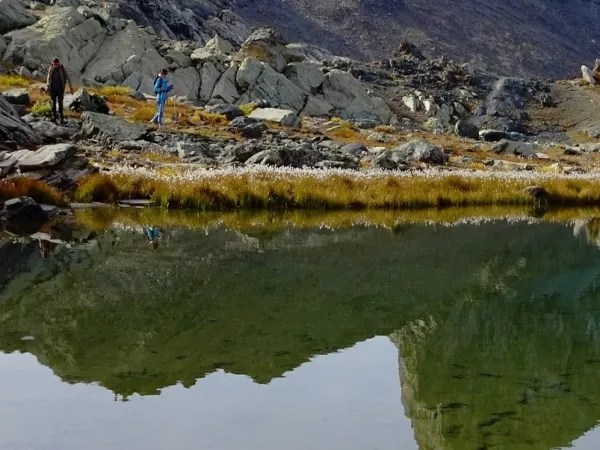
[{"x1": 0, "y1": 197, "x2": 49, "y2": 235}]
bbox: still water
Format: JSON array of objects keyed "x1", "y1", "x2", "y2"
[{"x1": 3, "y1": 212, "x2": 600, "y2": 449}]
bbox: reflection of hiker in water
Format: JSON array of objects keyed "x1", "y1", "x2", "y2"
[
  {"x1": 39, "y1": 239, "x2": 57, "y2": 258},
  {"x1": 143, "y1": 225, "x2": 163, "y2": 249}
]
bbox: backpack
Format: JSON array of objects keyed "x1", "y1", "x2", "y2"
[{"x1": 153, "y1": 75, "x2": 160, "y2": 94}]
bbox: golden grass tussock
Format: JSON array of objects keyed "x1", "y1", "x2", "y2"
[
  {"x1": 0, "y1": 178, "x2": 66, "y2": 206},
  {"x1": 139, "y1": 152, "x2": 181, "y2": 163},
  {"x1": 71, "y1": 170, "x2": 600, "y2": 211},
  {"x1": 374, "y1": 125, "x2": 396, "y2": 134},
  {"x1": 93, "y1": 85, "x2": 132, "y2": 98},
  {"x1": 0, "y1": 74, "x2": 33, "y2": 89},
  {"x1": 192, "y1": 110, "x2": 229, "y2": 126},
  {"x1": 239, "y1": 103, "x2": 258, "y2": 116},
  {"x1": 130, "y1": 105, "x2": 156, "y2": 123},
  {"x1": 30, "y1": 101, "x2": 52, "y2": 118}
]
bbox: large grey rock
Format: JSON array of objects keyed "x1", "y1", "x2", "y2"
[
  {"x1": 284, "y1": 62, "x2": 324, "y2": 93},
  {"x1": 490, "y1": 139, "x2": 538, "y2": 158},
  {"x1": 584, "y1": 125, "x2": 600, "y2": 139},
  {"x1": 30, "y1": 120, "x2": 78, "y2": 141},
  {"x1": 0, "y1": 157, "x2": 16, "y2": 177},
  {"x1": 169, "y1": 66, "x2": 201, "y2": 99},
  {"x1": 248, "y1": 108, "x2": 299, "y2": 127},
  {"x1": 1, "y1": 88, "x2": 30, "y2": 105},
  {"x1": 0, "y1": 96, "x2": 42, "y2": 148},
  {"x1": 238, "y1": 27, "x2": 287, "y2": 72},
  {"x1": 479, "y1": 129, "x2": 525, "y2": 142},
  {"x1": 206, "y1": 104, "x2": 244, "y2": 121},
  {"x1": 176, "y1": 142, "x2": 211, "y2": 159},
  {"x1": 300, "y1": 95, "x2": 333, "y2": 117},
  {"x1": 199, "y1": 62, "x2": 222, "y2": 102},
  {"x1": 78, "y1": 111, "x2": 149, "y2": 144},
  {"x1": 284, "y1": 43, "x2": 335, "y2": 63},
  {"x1": 0, "y1": 0, "x2": 37, "y2": 34},
  {"x1": 111, "y1": 0, "x2": 249, "y2": 49},
  {"x1": 245, "y1": 145, "x2": 322, "y2": 168},
  {"x1": 3, "y1": 8, "x2": 105, "y2": 76},
  {"x1": 321, "y1": 70, "x2": 391, "y2": 124},
  {"x1": 17, "y1": 143, "x2": 76, "y2": 170},
  {"x1": 236, "y1": 57, "x2": 305, "y2": 111},
  {"x1": 84, "y1": 22, "x2": 166, "y2": 94},
  {"x1": 210, "y1": 63, "x2": 239, "y2": 104},
  {"x1": 454, "y1": 120, "x2": 480, "y2": 139},
  {"x1": 341, "y1": 143, "x2": 367, "y2": 156},
  {"x1": 582, "y1": 65, "x2": 596, "y2": 85},
  {"x1": 63, "y1": 88, "x2": 109, "y2": 113},
  {"x1": 393, "y1": 139, "x2": 447, "y2": 164},
  {"x1": 191, "y1": 35, "x2": 233, "y2": 63}
]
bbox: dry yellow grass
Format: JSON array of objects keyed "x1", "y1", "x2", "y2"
[
  {"x1": 0, "y1": 74, "x2": 33, "y2": 89},
  {"x1": 239, "y1": 103, "x2": 257, "y2": 115},
  {"x1": 130, "y1": 105, "x2": 156, "y2": 123},
  {"x1": 139, "y1": 152, "x2": 180, "y2": 163},
  {"x1": 72, "y1": 171, "x2": 600, "y2": 210},
  {"x1": 374, "y1": 125, "x2": 396, "y2": 134},
  {"x1": 0, "y1": 177, "x2": 66, "y2": 206}
]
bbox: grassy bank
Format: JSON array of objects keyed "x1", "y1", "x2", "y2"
[{"x1": 70, "y1": 167, "x2": 600, "y2": 210}]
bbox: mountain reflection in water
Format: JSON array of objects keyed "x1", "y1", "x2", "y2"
[{"x1": 2, "y1": 211, "x2": 600, "y2": 449}]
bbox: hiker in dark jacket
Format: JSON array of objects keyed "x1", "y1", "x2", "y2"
[{"x1": 46, "y1": 58, "x2": 74, "y2": 124}]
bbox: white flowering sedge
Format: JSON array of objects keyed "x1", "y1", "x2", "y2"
[{"x1": 105, "y1": 165, "x2": 600, "y2": 183}]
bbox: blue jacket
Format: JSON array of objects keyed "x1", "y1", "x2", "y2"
[{"x1": 154, "y1": 76, "x2": 170, "y2": 102}]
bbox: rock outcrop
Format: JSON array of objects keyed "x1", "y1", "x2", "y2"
[
  {"x1": 0, "y1": 96, "x2": 43, "y2": 149},
  {"x1": 77, "y1": 111, "x2": 149, "y2": 144},
  {"x1": 0, "y1": 0, "x2": 37, "y2": 34},
  {"x1": 3, "y1": 7, "x2": 108, "y2": 77}
]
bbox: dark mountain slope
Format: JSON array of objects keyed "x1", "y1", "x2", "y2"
[
  {"x1": 232, "y1": 0, "x2": 600, "y2": 78},
  {"x1": 113, "y1": 0, "x2": 600, "y2": 78}
]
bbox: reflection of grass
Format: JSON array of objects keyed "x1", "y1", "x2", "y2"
[
  {"x1": 73, "y1": 171, "x2": 600, "y2": 210},
  {"x1": 73, "y1": 204, "x2": 600, "y2": 234},
  {"x1": 0, "y1": 177, "x2": 66, "y2": 205}
]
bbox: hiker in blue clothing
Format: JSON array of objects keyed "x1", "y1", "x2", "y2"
[{"x1": 150, "y1": 69, "x2": 173, "y2": 127}]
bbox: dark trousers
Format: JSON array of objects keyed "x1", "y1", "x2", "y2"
[{"x1": 50, "y1": 91, "x2": 64, "y2": 122}]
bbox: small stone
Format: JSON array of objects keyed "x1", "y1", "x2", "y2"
[
  {"x1": 564, "y1": 147, "x2": 582, "y2": 156},
  {"x1": 341, "y1": 143, "x2": 367, "y2": 156}
]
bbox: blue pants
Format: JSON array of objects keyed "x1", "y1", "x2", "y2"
[{"x1": 152, "y1": 98, "x2": 166, "y2": 125}]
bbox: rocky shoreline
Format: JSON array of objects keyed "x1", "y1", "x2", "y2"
[{"x1": 2, "y1": 0, "x2": 600, "y2": 237}]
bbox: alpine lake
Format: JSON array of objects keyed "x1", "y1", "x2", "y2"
[{"x1": 3, "y1": 206, "x2": 600, "y2": 450}]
